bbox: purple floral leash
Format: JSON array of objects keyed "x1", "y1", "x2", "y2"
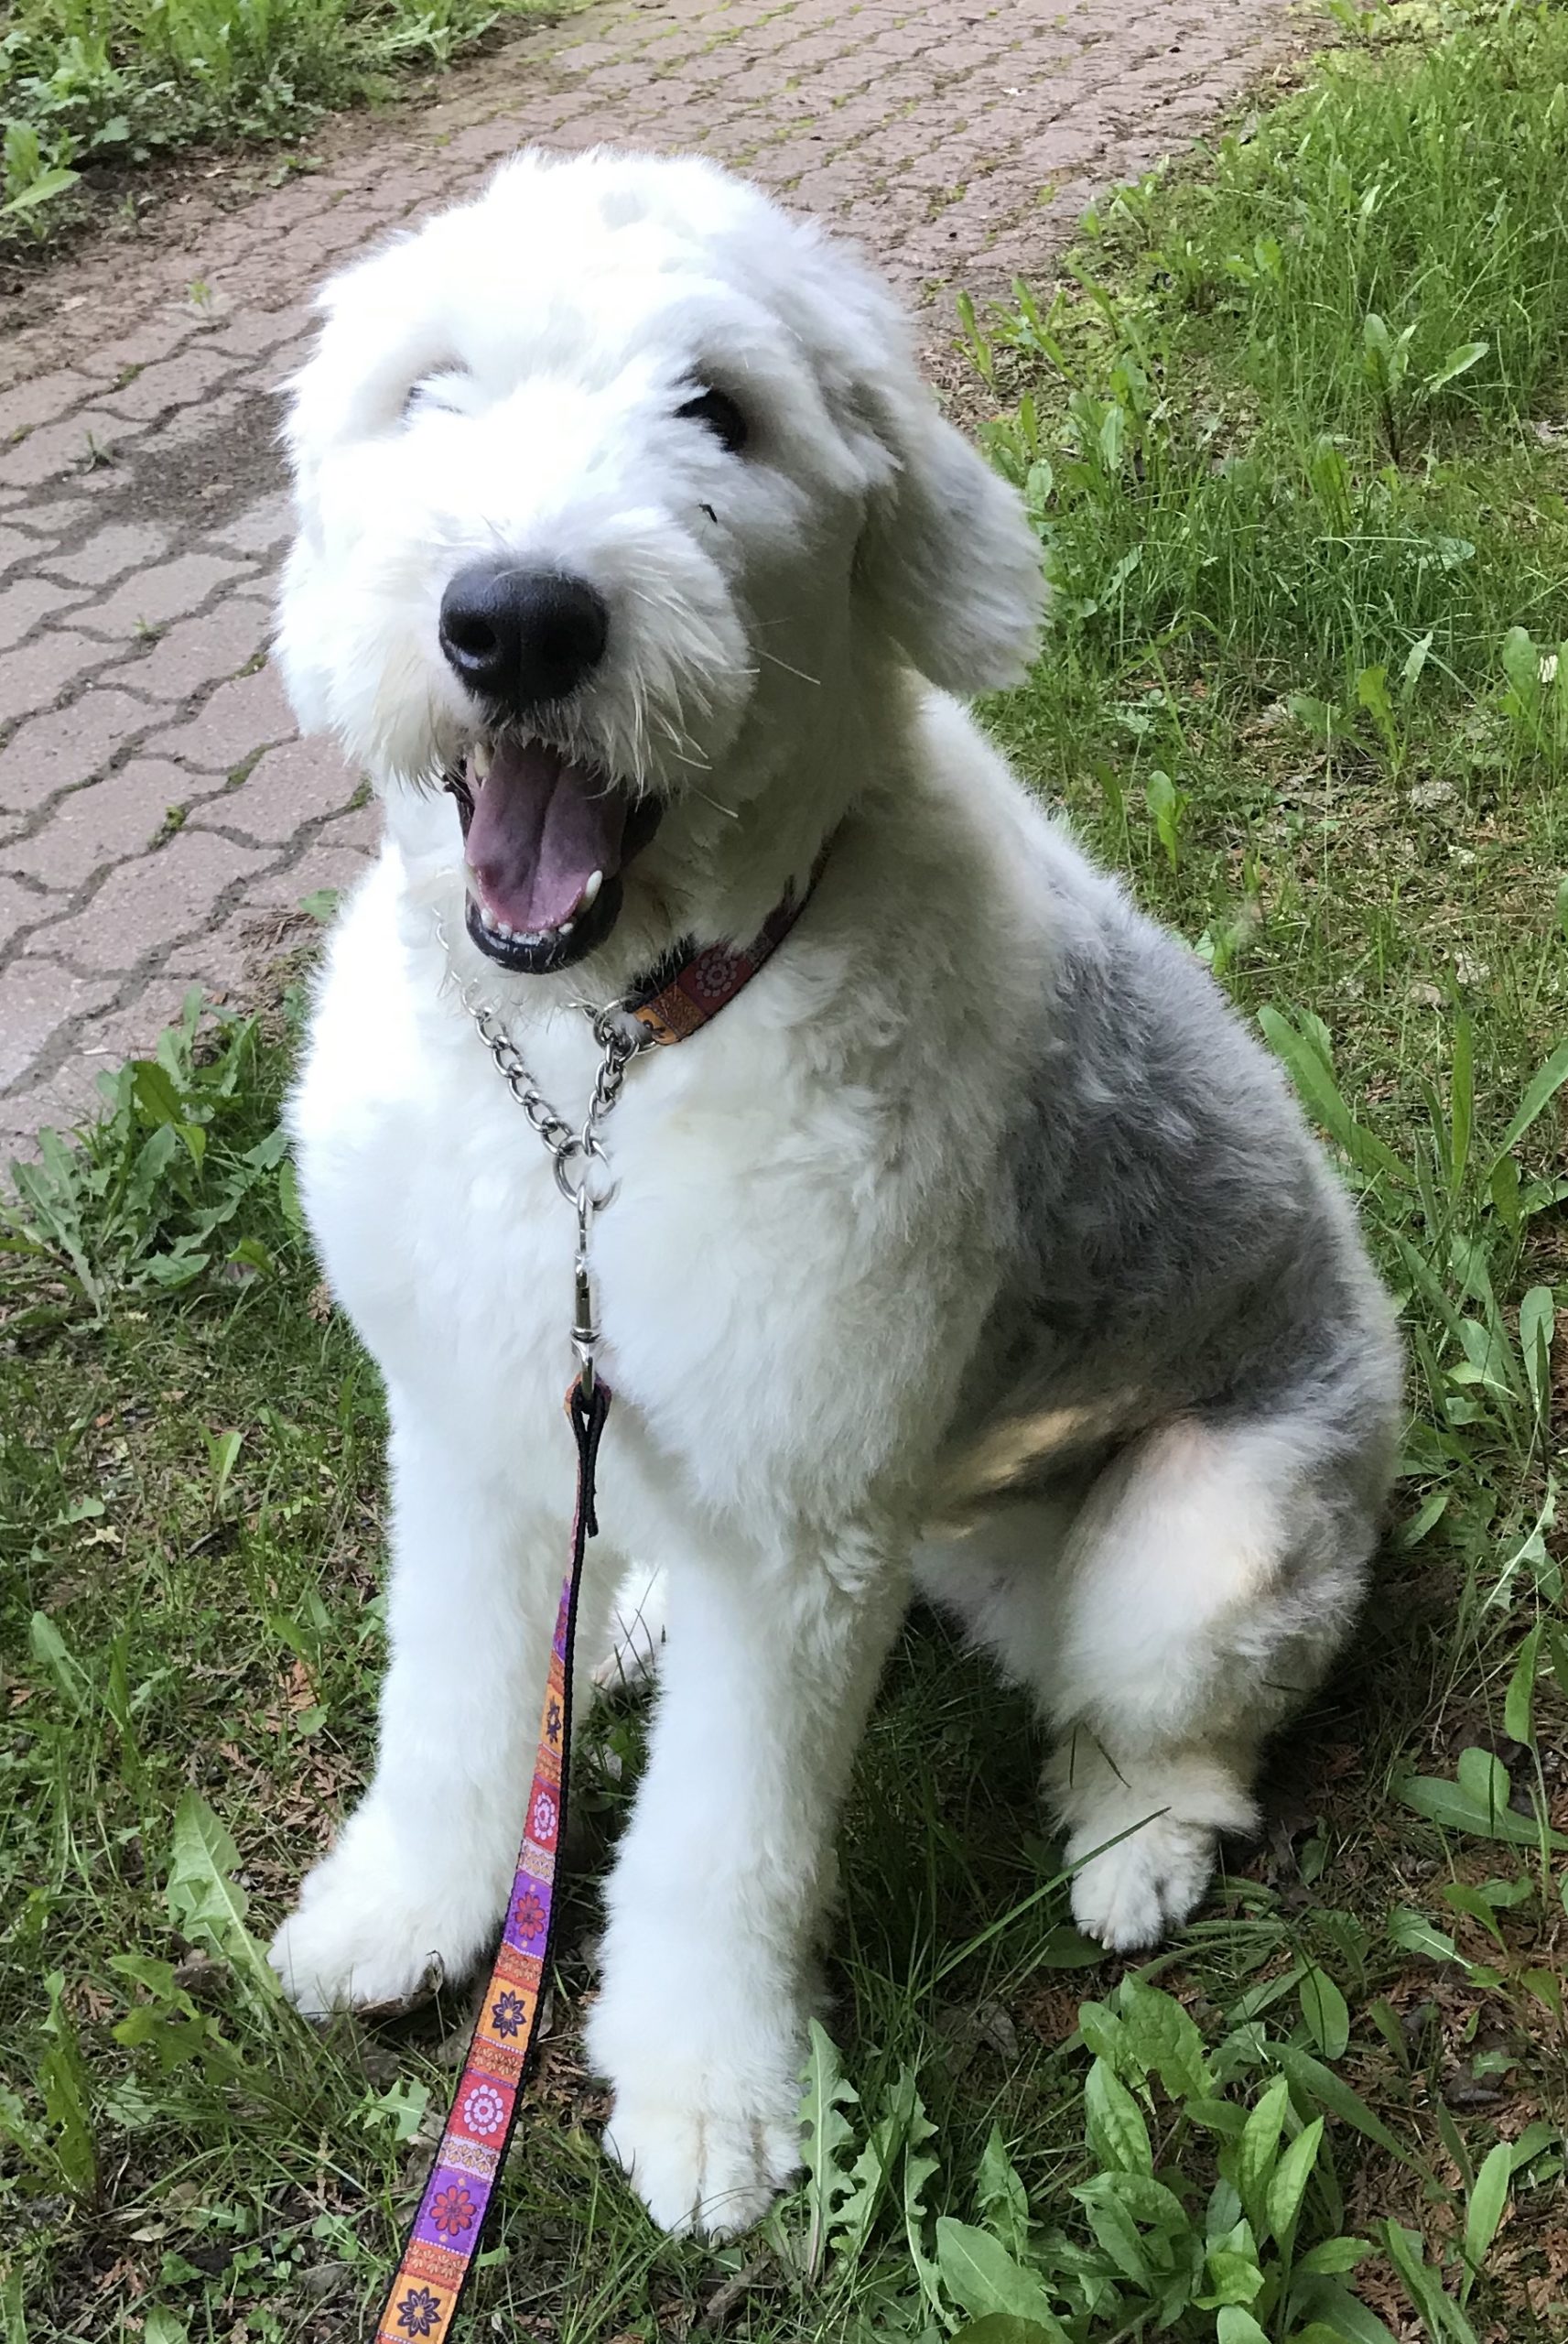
[{"x1": 374, "y1": 1377, "x2": 609, "y2": 2344}]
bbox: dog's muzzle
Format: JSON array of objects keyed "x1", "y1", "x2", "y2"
[{"x1": 438, "y1": 561, "x2": 662, "y2": 974}]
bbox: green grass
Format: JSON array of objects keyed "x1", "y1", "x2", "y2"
[
  {"x1": 4, "y1": 3, "x2": 1568, "y2": 2339},
  {"x1": 0, "y1": 0, "x2": 556, "y2": 238}
]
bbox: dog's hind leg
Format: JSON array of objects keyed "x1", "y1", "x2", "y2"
[
  {"x1": 922, "y1": 1409, "x2": 1384, "y2": 1951},
  {"x1": 914, "y1": 1482, "x2": 1086, "y2": 1703},
  {"x1": 269, "y1": 1397, "x2": 621, "y2": 2015},
  {"x1": 1045, "y1": 1411, "x2": 1386, "y2": 1949}
]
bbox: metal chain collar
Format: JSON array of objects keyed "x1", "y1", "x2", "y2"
[{"x1": 434, "y1": 910, "x2": 652, "y2": 1396}]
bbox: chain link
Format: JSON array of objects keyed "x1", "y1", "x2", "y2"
[{"x1": 434, "y1": 910, "x2": 653, "y2": 1392}]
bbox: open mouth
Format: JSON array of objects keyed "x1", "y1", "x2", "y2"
[{"x1": 446, "y1": 736, "x2": 663, "y2": 975}]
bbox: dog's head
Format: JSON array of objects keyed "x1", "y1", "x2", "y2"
[{"x1": 277, "y1": 148, "x2": 1044, "y2": 979}]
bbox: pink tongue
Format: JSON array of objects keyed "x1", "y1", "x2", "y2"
[{"x1": 465, "y1": 740, "x2": 626, "y2": 932}]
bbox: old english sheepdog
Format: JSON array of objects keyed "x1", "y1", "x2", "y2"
[{"x1": 268, "y1": 146, "x2": 1401, "y2": 2237}]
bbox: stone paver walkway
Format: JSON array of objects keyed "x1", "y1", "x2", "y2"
[{"x1": 0, "y1": 0, "x2": 1296, "y2": 1147}]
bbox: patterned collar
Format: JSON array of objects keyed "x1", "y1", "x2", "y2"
[{"x1": 623, "y1": 838, "x2": 833, "y2": 1045}]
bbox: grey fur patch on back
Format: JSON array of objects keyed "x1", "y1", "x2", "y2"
[{"x1": 944, "y1": 823, "x2": 1402, "y2": 1523}]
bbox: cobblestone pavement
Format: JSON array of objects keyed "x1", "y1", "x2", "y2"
[{"x1": 0, "y1": 0, "x2": 1298, "y2": 1148}]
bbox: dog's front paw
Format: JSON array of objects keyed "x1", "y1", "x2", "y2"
[
  {"x1": 270, "y1": 1892, "x2": 443, "y2": 2018},
  {"x1": 1066, "y1": 1811, "x2": 1217, "y2": 1952},
  {"x1": 602, "y1": 2089, "x2": 801, "y2": 2238},
  {"x1": 270, "y1": 1804, "x2": 504, "y2": 2016},
  {"x1": 589, "y1": 1971, "x2": 804, "y2": 2236}
]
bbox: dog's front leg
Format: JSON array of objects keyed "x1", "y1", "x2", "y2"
[
  {"x1": 588, "y1": 1526, "x2": 907, "y2": 2237},
  {"x1": 270, "y1": 1398, "x2": 609, "y2": 2016}
]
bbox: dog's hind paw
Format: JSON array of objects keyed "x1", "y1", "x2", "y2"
[
  {"x1": 602, "y1": 2093, "x2": 801, "y2": 2239},
  {"x1": 1066, "y1": 1810, "x2": 1218, "y2": 1952},
  {"x1": 1046, "y1": 1739, "x2": 1259, "y2": 1954}
]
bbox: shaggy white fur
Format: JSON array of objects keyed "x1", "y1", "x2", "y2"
[{"x1": 268, "y1": 147, "x2": 1401, "y2": 2241}]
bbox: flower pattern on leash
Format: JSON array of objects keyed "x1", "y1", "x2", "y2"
[
  {"x1": 511, "y1": 1886, "x2": 547, "y2": 1948},
  {"x1": 461, "y1": 2084, "x2": 506, "y2": 2139},
  {"x1": 396, "y1": 2287, "x2": 444, "y2": 2338},
  {"x1": 430, "y1": 2185, "x2": 478, "y2": 2239}
]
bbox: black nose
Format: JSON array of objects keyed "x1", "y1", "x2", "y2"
[{"x1": 438, "y1": 563, "x2": 609, "y2": 709}]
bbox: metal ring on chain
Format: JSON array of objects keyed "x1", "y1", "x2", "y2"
[{"x1": 554, "y1": 1145, "x2": 619, "y2": 1211}]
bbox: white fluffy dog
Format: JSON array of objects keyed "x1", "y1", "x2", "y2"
[{"x1": 269, "y1": 147, "x2": 1401, "y2": 2237}]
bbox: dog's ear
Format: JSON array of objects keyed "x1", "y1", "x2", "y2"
[{"x1": 851, "y1": 375, "x2": 1045, "y2": 694}]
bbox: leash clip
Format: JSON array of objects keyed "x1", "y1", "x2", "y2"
[{"x1": 571, "y1": 1186, "x2": 600, "y2": 1399}]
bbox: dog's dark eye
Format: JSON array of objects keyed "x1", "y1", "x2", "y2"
[
  {"x1": 406, "y1": 371, "x2": 469, "y2": 420},
  {"x1": 676, "y1": 386, "x2": 748, "y2": 454}
]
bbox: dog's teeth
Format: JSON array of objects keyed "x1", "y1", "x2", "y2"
[
  {"x1": 498, "y1": 922, "x2": 514, "y2": 941},
  {"x1": 470, "y1": 741, "x2": 492, "y2": 779},
  {"x1": 580, "y1": 869, "x2": 604, "y2": 912},
  {"x1": 480, "y1": 904, "x2": 499, "y2": 932},
  {"x1": 558, "y1": 920, "x2": 574, "y2": 940},
  {"x1": 519, "y1": 930, "x2": 544, "y2": 946}
]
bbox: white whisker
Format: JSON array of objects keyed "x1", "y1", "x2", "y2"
[{"x1": 756, "y1": 648, "x2": 821, "y2": 687}]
